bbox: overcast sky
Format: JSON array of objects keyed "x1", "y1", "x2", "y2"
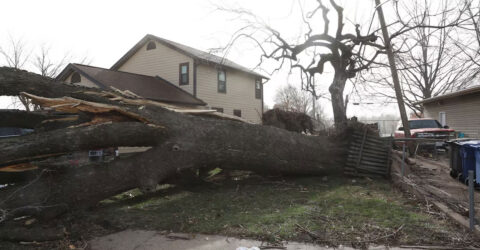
[{"x1": 0, "y1": 0, "x2": 401, "y2": 119}]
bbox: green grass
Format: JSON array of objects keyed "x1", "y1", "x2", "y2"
[{"x1": 92, "y1": 175, "x2": 471, "y2": 246}]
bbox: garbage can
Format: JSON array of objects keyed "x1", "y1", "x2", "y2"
[
  {"x1": 458, "y1": 141, "x2": 480, "y2": 184},
  {"x1": 449, "y1": 141, "x2": 462, "y2": 178},
  {"x1": 472, "y1": 145, "x2": 480, "y2": 184}
]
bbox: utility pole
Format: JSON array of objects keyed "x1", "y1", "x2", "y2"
[
  {"x1": 312, "y1": 94, "x2": 316, "y2": 119},
  {"x1": 375, "y1": 0, "x2": 411, "y2": 139}
]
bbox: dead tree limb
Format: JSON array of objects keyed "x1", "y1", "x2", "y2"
[
  {"x1": 0, "y1": 122, "x2": 165, "y2": 167},
  {"x1": 0, "y1": 67, "x2": 350, "y2": 221},
  {"x1": 0, "y1": 109, "x2": 51, "y2": 128}
]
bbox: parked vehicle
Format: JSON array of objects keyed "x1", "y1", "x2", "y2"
[{"x1": 394, "y1": 118, "x2": 455, "y2": 148}]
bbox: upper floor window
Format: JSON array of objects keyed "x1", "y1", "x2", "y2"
[
  {"x1": 71, "y1": 72, "x2": 81, "y2": 83},
  {"x1": 179, "y1": 62, "x2": 189, "y2": 85},
  {"x1": 146, "y1": 41, "x2": 156, "y2": 50},
  {"x1": 255, "y1": 78, "x2": 262, "y2": 99},
  {"x1": 218, "y1": 70, "x2": 226, "y2": 93},
  {"x1": 233, "y1": 109, "x2": 242, "y2": 117}
]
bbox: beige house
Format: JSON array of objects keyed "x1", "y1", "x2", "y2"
[
  {"x1": 57, "y1": 34, "x2": 267, "y2": 123},
  {"x1": 110, "y1": 34, "x2": 267, "y2": 123},
  {"x1": 416, "y1": 85, "x2": 480, "y2": 138}
]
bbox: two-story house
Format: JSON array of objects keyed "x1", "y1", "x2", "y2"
[{"x1": 57, "y1": 34, "x2": 267, "y2": 123}]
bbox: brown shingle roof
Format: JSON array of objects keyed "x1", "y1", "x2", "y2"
[
  {"x1": 110, "y1": 34, "x2": 269, "y2": 79},
  {"x1": 56, "y1": 64, "x2": 206, "y2": 106}
]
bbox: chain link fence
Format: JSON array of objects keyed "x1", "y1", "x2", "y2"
[{"x1": 320, "y1": 119, "x2": 400, "y2": 137}]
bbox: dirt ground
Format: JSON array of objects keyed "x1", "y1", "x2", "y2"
[
  {"x1": 402, "y1": 153, "x2": 480, "y2": 226},
  {"x1": 0, "y1": 172, "x2": 477, "y2": 249}
]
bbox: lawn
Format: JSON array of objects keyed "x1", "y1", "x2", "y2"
[{"x1": 79, "y1": 173, "x2": 474, "y2": 247}]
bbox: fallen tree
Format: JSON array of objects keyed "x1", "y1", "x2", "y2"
[
  {"x1": 0, "y1": 67, "x2": 353, "y2": 222},
  {"x1": 262, "y1": 108, "x2": 314, "y2": 134}
]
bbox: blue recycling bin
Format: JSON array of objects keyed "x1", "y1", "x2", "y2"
[
  {"x1": 476, "y1": 148, "x2": 480, "y2": 184},
  {"x1": 458, "y1": 141, "x2": 480, "y2": 184}
]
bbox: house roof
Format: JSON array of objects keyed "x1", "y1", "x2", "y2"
[
  {"x1": 414, "y1": 85, "x2": 480, "y2": 105},
  {"x1": 56, "y1": 63, "x2": 206, "y2": 106},
  {"x1": 110, "y1": 34, "x2": 269, "y2": 79}
]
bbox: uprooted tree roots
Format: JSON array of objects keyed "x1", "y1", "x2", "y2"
[{"x1": 0, "y1": 67, "x2": 357, "y2": 225}]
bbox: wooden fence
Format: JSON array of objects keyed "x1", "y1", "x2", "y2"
[{"x1": 345, "y1": 128, "x2": 392, "y2": 178}]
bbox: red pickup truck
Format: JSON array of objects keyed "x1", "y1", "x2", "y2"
[{"x1": 394, "y1": 118, "x2": 455, "y2": 147}]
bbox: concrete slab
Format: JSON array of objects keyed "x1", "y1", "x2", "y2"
[{"x1": 88, "y1": 230, "x2": 422, "y2": 250}]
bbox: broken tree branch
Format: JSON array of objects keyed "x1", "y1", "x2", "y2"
[{"x1": 0, "y1": 67, "x2": 351, "y2": 221}]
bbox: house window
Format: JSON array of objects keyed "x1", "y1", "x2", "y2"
[
  {"x1": 146, "y1": 41, "x2": 156, "y2": 50},
  {"x1": 255, "y1": 78, "x2": 262, "y2": 99},
  {"x1": 212, "y1": 107, "x2": 223, "y2": 113},
  {"x1": 71, "y1": 72, "x2": 81, "y2": 83},
  {"x1": 179, "y1": 63, "x2": 189, "y2": 85},
  {"x1": 218, "y1": 70, "x2": 226, "y2": 93},
  {"x1": 233, "y1": 109, "x2": 241, "y2": 117},
  {"x1": 439, "y1": 112, "x2": 446, "y2": 127}
]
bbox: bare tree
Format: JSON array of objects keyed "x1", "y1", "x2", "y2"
[
  {"x1": 1, "y1": 37, "x2": 93, "y2": 110},
  {"x1": 455, "y1": 0, "x2": 480, "y2": 77},
  {"x1": 361, "y1": 0, "x2": 471, "y2": 116},
  {"x1": 0, "y1": 35, "x2": 30, "y2": 69},
  {"x1": 0, "y1": 35, "x2": 35, "y2": 110},
  {"x1": 274, "y1": 84, "x2": 312, "y2": 114},
  {"x1": 32, "y1": 45, "x2": 71, "y2": 78},
  {"x1": 220, "y1": 0, "x2": 386, "y2": 128},
  {"x1": 273, "y1": 84, "x2": 329, "y2": 131}
]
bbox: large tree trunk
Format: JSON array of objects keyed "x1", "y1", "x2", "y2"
[
  {"x1": 0, "y1": 67, "x2": 351, "y2": 221},
  {"x1": 329, "y1": 72, "x2": 348, "y2": 128}
]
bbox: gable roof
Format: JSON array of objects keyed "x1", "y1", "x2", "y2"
[
  {"x1": 414, "y1": 85, "x2": 480, "y2": 105},
  {"x1": 56, "y1": 63, "x2": 206, "y2": 106},
  {"x1": 110, "y1": 34, "x2": 268, "y2": 79}
]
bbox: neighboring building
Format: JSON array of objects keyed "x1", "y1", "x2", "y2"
[
  {"x1": 109, "y1": 34, "x2": 267, "y2": 123},
  {"x1": 415, "y1": 85, "x2": 480, "y2": 138},
  {"x1": 57, "y1": 34, "x2": 267, "y2": 123},
  {"x1": 57, "y1": 64, "x2": 206, "y2": 107}
]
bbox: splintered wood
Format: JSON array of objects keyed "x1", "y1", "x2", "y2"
[
  {"x1": 20, "y1": 92, "x2": 151, "y2": 125},
  {"x1": 85, "y1": 90, "x2": 251, "y2": 123}
]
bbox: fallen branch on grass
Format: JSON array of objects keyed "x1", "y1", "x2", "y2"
[
  {"x1": 0, "y1": 67, "x2": 353, "y2": 222},
  {"x1": 294, "y1": 223, "x2": 321, "y2": 240},
  {"x1": 363, "y1": 224, "x2": 404, "y2": 243}
]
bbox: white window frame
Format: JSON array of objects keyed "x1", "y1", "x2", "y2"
[
  {"x1": 217, "y1": 70, "x2": 226, "y2": 93},
  {"x1": 439, "y1": 112, "x2": 446, "y2": 127}
]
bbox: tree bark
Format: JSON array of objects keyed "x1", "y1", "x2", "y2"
[
  {"x1": 0, "y1": 122, "x2": 165, "y2": 167},
  {"x1": 0, "y1": 110, "x2": 347, "y2": 219},
  {"x1": 0, "y1": 110, "x2": 49, "y2": 128},
  {"x1": 329, "y1": 73, "x2": 348, "y2": 128},
  {"x1": 0, "y1": 67, "x2": 350, "y2": 221}
]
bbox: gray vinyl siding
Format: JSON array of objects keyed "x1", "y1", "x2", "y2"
[
  {"x1": 116, "y1": 41, "x2": 194, "y2": 94},
  {"x1": 196, "y1": 64, "x2": 262, "y2": 124},
  {"x1": 114, "y1": 40, "x2": 263, "y2": 124},
  {"x1": 423, "y1": 92, "x2": 480, "y2": 138}
]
